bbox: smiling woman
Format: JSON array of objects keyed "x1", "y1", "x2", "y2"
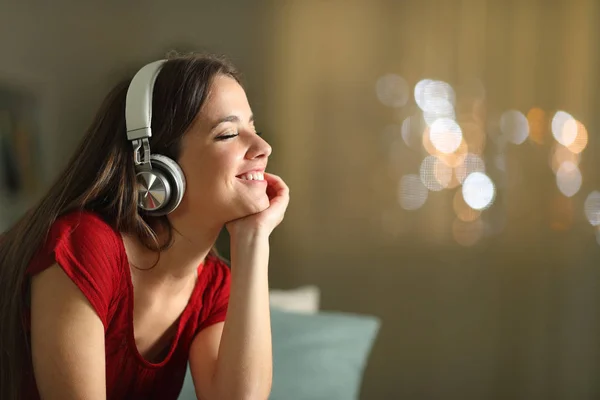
[{"x1": 0, "y1": 52, "x2": 289, "y2": 400}]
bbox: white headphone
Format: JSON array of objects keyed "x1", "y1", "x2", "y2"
[{"x1": 125, "y1": 60, "x2": 186, "y2": 216}]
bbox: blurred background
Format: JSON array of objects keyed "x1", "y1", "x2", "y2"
[{"x1": 2, "y1": 0, "x2": 600, "y2": 399}]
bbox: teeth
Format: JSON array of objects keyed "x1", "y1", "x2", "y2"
[{"x1": 240, "y1": 172, "x2": 264, "y2": 181}]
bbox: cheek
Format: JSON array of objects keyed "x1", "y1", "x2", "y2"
[{"x1": 180, "y1": 153, "x2": 238, "y2": 194}]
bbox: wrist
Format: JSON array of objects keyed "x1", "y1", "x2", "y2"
[{"x1": 230, "y1": 229, "x2": 270, "y2": 249}]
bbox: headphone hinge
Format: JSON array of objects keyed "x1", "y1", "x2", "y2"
[{"x1": 132, "y1": 138, "x2": 152, "y2": 172}]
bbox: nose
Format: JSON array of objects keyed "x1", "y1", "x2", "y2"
[{"x1": 246, "y1": 133, "x2": 272, "y2": 160}]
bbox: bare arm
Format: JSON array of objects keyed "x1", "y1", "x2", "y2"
[
  {"x1": 189, "y1": 172, "x2": 288, "y2": 400},
  {"x1": 30, "y1": 263, "x2": 106, "y2": 400},
  {"x1": 189, "y1": 234, "x2": 272, "y2": 400}
]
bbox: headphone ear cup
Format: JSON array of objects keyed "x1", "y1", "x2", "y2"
[
  {"x1": 146, "y1": 154, "x2": 186, "y2": 215},
  {"x1": 136, "y1": 154, "x2": 186, "y2": 216}
]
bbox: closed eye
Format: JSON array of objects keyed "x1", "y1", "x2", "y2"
[{"x1": 216, "y1": 132, "x2": 239, "y2": 141}]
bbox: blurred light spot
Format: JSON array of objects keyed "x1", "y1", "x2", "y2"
[
  {"x1": 527, "y1": 107, "x2": 547, "y2": 144},
  {"x1": 398, "y1": 174, "x2": 428, "y2": 210},
  {"x1": 455, "y1": 153, "x2": 486, "y2": 183},
  {"x1": 462, "y1": 172, "x2": 495, "y2": 210},
  {"x1": 437, "y1": 139, "x2": 468, "y2": 168},
  {"x1": 550, "y1": 143, "x2": 580, "y2": 174},
  {"x1": 584, "y1": 191, "x2": 600, "y2": 226},
  {"x1": 500, "y1": 110, "x2": 529, "y2": 144},
  {"x1": 415, "y1": 79, "x2": 455, "y2": 113},
  {"x1": 453, "y1": 189, "x2": 481, "y2": 222},
  {"x1": 400, "y1": 115, "x2": 424, "y2": 150},
  {"x1": 414, "y1": 79, "x2": 434, "y2": 110},
  {"x1": 376, "y1": 74, "x2": 409, "y2": 108},
  {"x1": 556, "y1": 161, "x2": 582, "y2": 197},
  {"x1": 452, "y1": 218, "x2": 484, "y2": 246},
  {"x1": 421, "y1": 126, "x2": 437, "y2": 156},
  {"x1": 429, "y1": 118, "x2": 462, "y2": 154},
  {"x1": 565, "y1": 120, "x2": 588, "y2": 154},
  {"x1": 551, "y1": 110, "x2": 577, "y2": 146},
  {"x1": 420, "y1": 156, "x2": 445, "y2": 191},
  {"x1": 446, "y1": 170, "x2": 461, "y2": 189},
  {"x1": 422, "y1": 98, "x2": 456, "y2": 126},
  {"x1": 434, "y1": 159, "x2": 453, "y2": 188}
]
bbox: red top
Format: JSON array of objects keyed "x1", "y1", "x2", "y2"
[{"x1": 22, "y1": 210, "x2": 231, "y2": 399}]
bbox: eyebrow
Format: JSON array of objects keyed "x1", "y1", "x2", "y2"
[{"x1": 211, "y1": 114, "x2": 254, "y2": 130}]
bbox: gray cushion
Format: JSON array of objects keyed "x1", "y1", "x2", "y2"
[
  {"x1": 178, "y1": 307, "x2": 380, "y2": 400},
  {"x1": 269, "y1": 308, "x2": 380, "y2": 400}
]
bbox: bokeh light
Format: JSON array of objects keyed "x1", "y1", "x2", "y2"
[
  {"x1": 398, "y1": 174, "x2": 428, "y2": 210},
  {"x1": 376, "y1": 74, "x2": 409, "y2": 108},
  {"x1": 584, "y1": 191, "x2": 600, "y2": 226},
  {"x1": 555, "y1": 161, "x2": 582, "y2": 197},
  {"x1": 551, "y1": 110, "x2": 577, "y2": 146},
  {"x1": 415, "y1": 79, "x2": 456, "y2": 113},
  {"x1": 455, "y1": 153, "x2": 486, "y2": 183},
  {"x1": 437, "y1": 139, "x2": 468, "y2": 168},
  {"x1": 433, "y1": 158, "x2": 453, "y2": 189},
  {"x1": 527, "y1": 107, "x2": 547, "y2": 144},
  {"x1": 421, "y1": 126, "x2": 438, "y2": 156},
  {"x1": 422, "y1": 98, "x2": 455, "y2": 126},
  {"x1": 429, "y1": 118, "x2": 463, "y2": 154},
  {"x1": 414, "y1": 79, "x2": 433, "y2": 109},
  {"x1": 400, "y1": 116, "x2": 424, "y2": 150},
  {"x1": 500, "y1": 110, "x2": 529, "y2": 145},
  {"x1": 565, "y1": 119, "x2": 588, "y2": 154},
  {"x1": 462, "y1": 172, "x2": 495, "y2": 210},
  {"x1": 420, "y1": 156, "x2": 445, "y2": 191},
  {"x1": 550, "y1": 143, "x2": 581, "y2": 174}
]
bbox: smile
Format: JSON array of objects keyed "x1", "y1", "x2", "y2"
[{"x1": 236, "y1": 171, "x2": 265, "y2": 181}]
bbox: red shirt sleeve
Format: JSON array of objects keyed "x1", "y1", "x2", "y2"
[
  {"x1": 196, "y1": 255, "x2": 231, "y2": 333},
  {"x1": 27, "y1": 211, "x2": 122, "y2": 329}
]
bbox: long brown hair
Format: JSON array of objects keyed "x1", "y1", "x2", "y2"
[{"x1": 0, "y1": 52, "x2": 240, "y2": 399}]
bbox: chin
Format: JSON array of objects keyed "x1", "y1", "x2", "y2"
[{"x1": 237, "y1": 194, "x2": 270, "y2": 216}]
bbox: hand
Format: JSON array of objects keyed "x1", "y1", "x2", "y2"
[{"x1": 226, "y1": 173, "x2": 290, "y2": 239}]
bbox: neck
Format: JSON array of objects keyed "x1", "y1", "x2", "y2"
[{"x1": 124, "y1": 218, "x2": 223, "y2": 284}]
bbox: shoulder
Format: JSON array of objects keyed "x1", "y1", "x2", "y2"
[
  {"x1": 202, "y1": 252, "x2": 231, "y2": 287},
  {"x1": 50, "y1": 210, "x2": 119, "y2": 240},
  {"x1": 27, "y1": 210, "x2": 126, "y2": 328},
  {"x1": 29, "y1": 209, "x2": 124, "y2": 275},
  {"x1": 194, "y1": 252, "x2": 230, "y2": 308},
  {"x1": 192, "y1": 253, "x2": 231, "y2": 333},
  {"x1": 47, "y1": 209, "x2": 122, "y2": 252}
]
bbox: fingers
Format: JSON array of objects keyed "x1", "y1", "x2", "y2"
[{"x1": 264, "y1": 172, "x2": 289, "y2": 199}]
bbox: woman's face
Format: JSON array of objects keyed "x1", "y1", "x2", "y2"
[{"x1": 173, "y1": 74, "x2": 272, "y2": 228}]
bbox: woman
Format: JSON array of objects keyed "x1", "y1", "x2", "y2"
[{"x1": 0, "y1": 52, "x2": 288, "y2": 399}]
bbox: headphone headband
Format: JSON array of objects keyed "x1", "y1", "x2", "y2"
[
  {"x1": 124, "y1": 59, "x2": 186, "y2": 216},
  {"x1": 125, "y1": 60, "x2": 166, "y2": 141}
]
